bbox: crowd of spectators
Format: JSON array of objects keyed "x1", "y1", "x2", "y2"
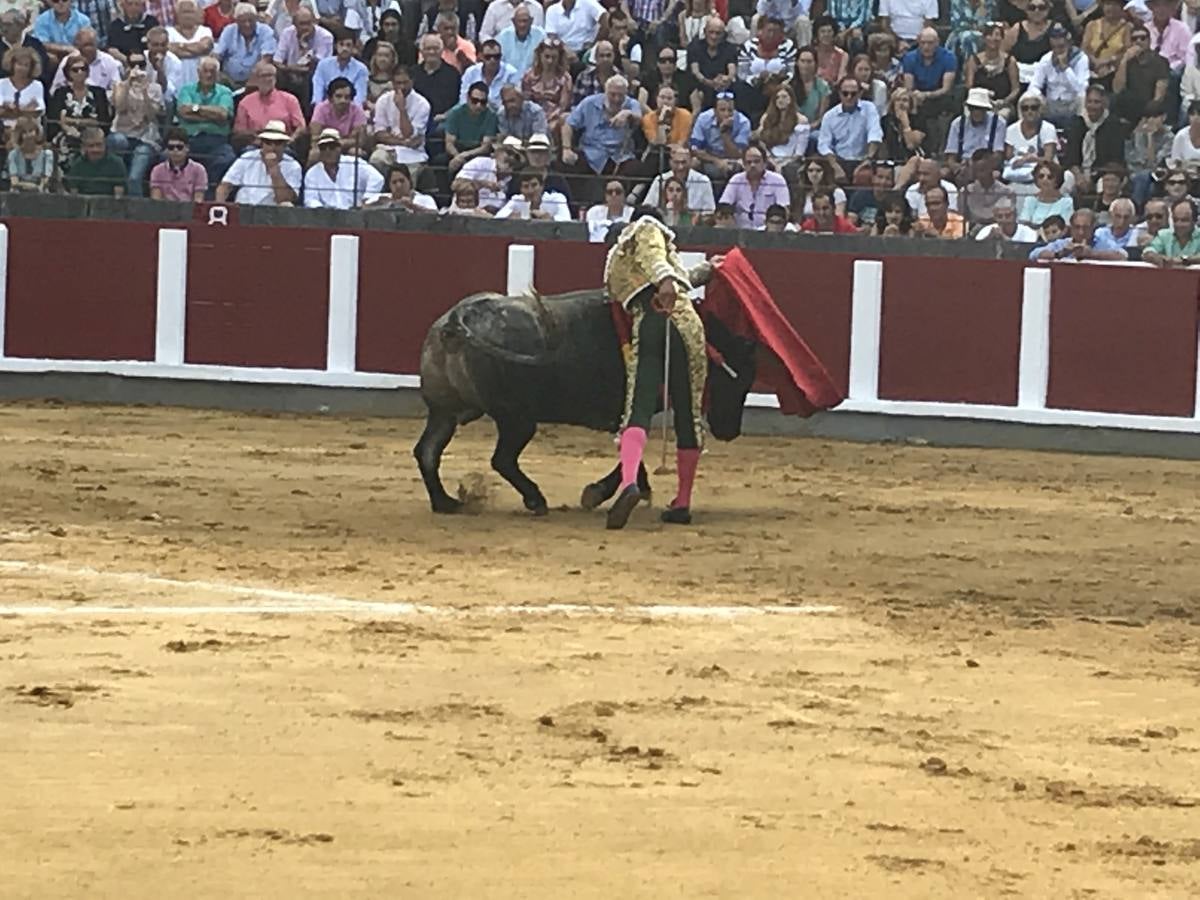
[{"x1": 4, "y1": 0, "x2": 1200, "y2": 263}]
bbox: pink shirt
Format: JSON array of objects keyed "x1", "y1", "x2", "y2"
[
  {"x1": 310, "y1": 99, "x2": 367, "y2": 136},
  {"x1": 150, "y1": 159, "x2": 208, "y2": 201},
  {"x1": 233, "y1": 89, "x2": 305, "y2": 134},
  {"x1": 1151, "y1": 18, "x2": 1191, "y2": 72}
]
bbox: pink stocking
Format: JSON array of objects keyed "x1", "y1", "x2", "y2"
[
  {"x1": 619, "y1": 427, "x2": 647, "y2": 490},
  {"x1": 674, "y1": 448, "x2": 700, "y2": 508}
]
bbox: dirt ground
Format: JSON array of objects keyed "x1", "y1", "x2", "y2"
[{"x1": 2, "y1": 401, "x2": 1199, "y2": 899}]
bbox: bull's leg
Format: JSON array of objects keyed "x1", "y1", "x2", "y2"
[
  {"x1": 491, "y1": 418, "x2": 548, "y2": 515},
  {"x1": 414, "y1": 409, "x2": 463, "y2": 514},
  {"x1": 580, "y1": 462, "x2": 652, "y2": 510}
]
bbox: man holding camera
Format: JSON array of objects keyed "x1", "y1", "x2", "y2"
[{"x1": 1143, "y1": 198, "x2": 1200, "y2": 266}]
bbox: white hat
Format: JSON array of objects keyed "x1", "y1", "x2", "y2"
[
  {"x1": 965, "y1": 87, "x2": 993, "y2": 110},
  {"x1": 500, "y1": 135, "x2": 525, "y2": 149},
  {"x1": 526, "y1": 133, "x2": 551, "y2": 150},
  {"x1": 316, "y1": 127, "x2": 342, "y2": 146},
  {"x1": 257, "y1": 119, "x2": 290, "y2": 142}
]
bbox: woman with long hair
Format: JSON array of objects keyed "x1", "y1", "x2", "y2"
[
  {"x1": 965, "y1": 22, "x2": 1020, "y2": 121},
  {"x1": 867, "y1": 32, "x2": 901, "y2": 88},
  {"x1": 1020, "y1": 159, "x2": 1074, "y2": 226},
  {"x1": 521, "y1": 37, "x2": 573, "y2": 139},
  {"x1": 873, "y1": 193, "x2": 914, "y2": 235},
  {"x1": 366, "y1": 42, "x2": 398, "y2": 109},
  {"x1": 813, "y1": 16, "x2": 847, "y2": 85},
  {"x1": 0, "y1": 47, "x2": 44, "y2": 139},
  {"x1": 754, "y1": 84, "x2": 810, "y2": 168},
  {"x1": 46, "y1": 53, "x2": 111, "y2": 171},
  {"x1": 793, "y1": 46, "x2": 830, "y2": 128},
  {"x1": 362, "y1": 10, "x2": 415, "y2": 68},
  {"x1": 850, "y1": 53, "x2": 887, "y2": 109},
  {"x1": 796, "y1": 156, "x2": 846, "y2": 216},
  {"x1": 659, "y1": 174, "x2": 694, "y2": 227},
  {"x1": 1081, "y1": 0, "x2": 1130, "y2": 89},
  {"x1": 880, "y1": 87, "x2": 925, "y2": 185},
  {"x1": 1004, "y1": 0, "x2": 1052, "y2": 88}
]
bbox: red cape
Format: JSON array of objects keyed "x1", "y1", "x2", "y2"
[
  {"x1": 702, "y1": 248, "x2": 844, "y2": 416},
  {"x1": 608, "y1": 248, "x2": 844, "y2": 417}
]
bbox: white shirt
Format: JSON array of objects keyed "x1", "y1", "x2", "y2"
[
  {"x1": 878, "y1": 0, "x2": 937, "y2": 40},
  {"x1": 303, "y1": 154, "x2": 385, "y2": 208},
  {"x1": 480, "y1": 0, "x2": 545, "y2": 42},
  {"x1": 494, "y1": 189, "x2": 571, "y2": 221},
  {"x1": 1028, "y1": 49, "x2": 1091, "y2": 105},
  {"x1": 166, "y1": 25, "x2": 215, "y2": 86},
  {"x1": 1169, "y1": 126, "x2": 1200, "y2": 167},
  {"x1": 51, "y1": 52, "x2": 122, "y2": 93},
  {"x1": 585, "y1": 203, "x2": 632, "y2": 242},
  {"x1": 905, "y1": 179, "x2": 959, "y2": 217},
  {"x1": 0, "y1": 77, "x2": 44, "y2": 127},
  {"x1": 642, "y1": 168, "x2": 716, "y2": 212},
  {"x1": 365, "y1": 189, "x2": 438, "y2": 209},
  {"x1": 221, "y1": 148, "x2": 304, "y2": 205},
  {"x1": 458, "y1": 154, "x2": 510, "y2": 209},
  {"x1": 372, "y1": 88, "x2": 431, "y2": 163},
  {"x1": 544, "y1": 0, "x2": 603, "y2": 52},
  {"x1": 147, "y1": 51, "x2": 184, "y2": 103},
  {"x1": 766, "y1": 121, "x2": 811, "y2": 160},
  {"x1": 976, "y1": 222, "x2": 1038, "y2": 241}
]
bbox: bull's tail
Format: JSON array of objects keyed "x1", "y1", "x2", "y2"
[{"x1": 440, "y1": 296, "x2": 555, "y2": 367}]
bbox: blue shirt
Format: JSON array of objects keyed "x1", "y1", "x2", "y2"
[
  {"x1": 689, "y1": 107, "x2": 752, "y2": 155},
  {"x1": 1028, "y1": 232, "x2": 1129, "y2": 260},
  {"x1": 566, "y1": 93, "x2": 642, "y2": 172},
  {"x1": 458, "y1": 61, "x2": 521, "y2": 108},
  {"x1": 816, "y1": 100, "x2": 882, "y2": 159},
  {"x1": 497, "y1": 24, "x2": 545, "y2": 75},
  {"x1": 901, "y1": 46, "x2": 956, "y2": 92},
  {"x1": 32, "y1": 7, "x2": 92, "y2": 46},
  {"x1": 215, "y1": 23, "x2": 277, "y2": 84},
  {"x1": 311, "y1": 55, "x2": 368, "y2": 107},
  {"x1": 827, "y1": 0, "x2": 872, "y2": 29}
]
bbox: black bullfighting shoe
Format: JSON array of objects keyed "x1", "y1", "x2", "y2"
[
  {"x1": 660, "y1": 505, "x2": 692, "y2": 525},
  {"x1": 606, "y1": 485, "x2": 641, "y2": 530}
]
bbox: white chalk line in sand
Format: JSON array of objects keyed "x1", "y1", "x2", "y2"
[{"x1": 0, "y1": 560, "x2": 839, "y2": 619}]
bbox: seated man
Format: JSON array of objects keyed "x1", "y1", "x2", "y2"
[
  {"x1": 308, "y1": 76, "x2": 368, "y2": 162},
  {"x1": 561, "y1": 73, "x2": 641, "y2": 203},
  {"x1": 364, "y1": 162, "x2": 439, "y2": 210},
  {"x1": 494, "y1": 167, "x2": 570, "y2": 220},
  {"x1": 959, "y1": 150, "x2": 1013, "y2": 227},
  {"x1": 459, "y1": 39, "x2": 520, "y2": 109},
  {"x1": 176, "y1": 55, "x2": 236, "y2": 190},
  {"x1": 1062, "y1": 84, "x2": 1126, "y2": 196},
  {"x1": 149, "y1": 127, "x2": 208, "y2": 201},
  {"x1": 943, "y1": 89, "x2": 1006, "y2": 184},
  {"x1": 846, "y1": 162, "x2": 894, "y2": 230},
  {"x1": 456, "y1": 137, "x2": 523, "y2": 210},
  {"x1": 975, "y1": 197, "x2": 1038, "y2": 241},
  {"x1": 32, "y1": 0, "x2": 91, "y2": 68},
  {"x1": 106, "y1": 0, "x2": 158, "y2": 66},
  {"x1": 508, "y1": 132, "x2": 572, "y2": 199},
  {"x1": 817, "y1": 76, "x2": 881, "y2": 178},
  {"x1": 215, "y1": 119, "x2": 303, "y2": 204},
  {"x1": 880, "y1": 0, "x2": 937, "y2": 48},
  {"x1": 903, "y1": 157, "x2": 958, "y2": 218},
  {"x1": 913, "y1": 184, "x2": 965, "y2": 238},
  {"x1": 643, "y1": 144, "x2": 716, "y2": 214},
  {"x1": 304, "y1": 127, "x2": 384, "y2": 208},
  {"x1": 1093, "y1": 198, "x2": 1141, "y2": 248},
  {"x1": 761, "y1": 203, "x2": 798, "y2": 232},
  {"x1": 311, "y1": 26, "x2": 368, "y2": 111},
  {"x1": 272, "y1": 6, "x2": 333, "y2": 110},
  {"x1": 801, "y1": 189, "x2": 857, "y2": 232},
  {"x1": 496, "y1": 84, "x2": 547, "y2": 142},
  {"x1": 642, "y1": 84, "x2": 693, "y2": 160},
  {"x1": 719, "y1": 143, "x2": 789, "y2": 229},
  {"x1": 214, "y1": 2, "x2": 277, "y2": 88},
  {"x1": 1027, "y1": 23, "x2": 1090, "y2": 128},
  {"x1": 145, "y1": 27, "x2": 183, "y2": 103},
  {"x1": 1029, "y1": 208, "x2": 1129, "y2": 261},
  {"x1": 64, "y1": 125, "x2": 126, "y2": 195},
  {"x1": 50, "y1": 27, "x2": 121, "y2": 91},
  {"x1": 233, "y1": 60, "x2": 306, "y2": 153},
  {"x1": 1112, "y1": 22, "x2": 1168, "y2": 125},
  {"x1": 496, "y1": 4, "x2": 545, "y2": 77},
  {"x1": 1142, "y1": 197, "x2": 1200, "y2": 266},
  {"x1": 369, "y1": 65, "x2": 430, "y2": 179},
  {"x1": 900, "y1": 27, "x2": 955, "y2": 147},
  {"x1": 444, "y1": 80, "x2": 499, "y2": 174},
  {"x1": 435, "y1": 10, "x2": 475, "y2": 72},
  {"x1": 690, "y1": 89, "x2": 752, "y2": 180},
  {"x1": 571, "y1": 39, "x2": 617, "y2": 106},
  {"x1": 543, "y1": 0, "x2": 603, "y2": 55}
]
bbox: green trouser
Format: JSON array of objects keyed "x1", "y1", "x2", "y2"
[{"x1": 622, "y1": 293, "x2": 703, "y2": 450}]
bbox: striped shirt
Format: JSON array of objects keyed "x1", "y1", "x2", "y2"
[{"x1": 737, "y1": 37, "x2": 797, "y2": 85}]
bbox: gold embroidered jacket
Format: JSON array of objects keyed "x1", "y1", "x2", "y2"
[{"x1": 602, "y1": 216, "x2": 693, "y2": 308}]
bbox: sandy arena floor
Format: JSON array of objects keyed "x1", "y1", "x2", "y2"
[{"x1": 2, "y1": 402, "x2": 1199, "y2": 899}]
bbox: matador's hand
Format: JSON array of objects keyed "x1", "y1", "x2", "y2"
[{"x1": 653, "y1": 279, "x2": 678, "y2": 314}]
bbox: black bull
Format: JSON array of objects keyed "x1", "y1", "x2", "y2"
[{"x1": 414, "y1": 288, "x2": 759, "y2": 515}]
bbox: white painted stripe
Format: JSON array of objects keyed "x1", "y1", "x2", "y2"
[
  {"x1": 848, "y1": 259, "x2": 883, "y2": 403},
  {"x1": 326, "y1": 234, "x2": 360, "y2": 374},
  {"x1": 154, "y1": 228, "x2": 188, "y2": 366},
  {"x1": 0, "y1": 560, "x2": 839, "y2": 619},
  {"x1": 0, "y1": 222, "x2": 8, "y2": 361},
  {"x1": 1018, "y1": 266, "x2": 1051, "y2": 411},
  {"x1": 507, "y1": 243, "x2": 535, "y2": 295}
]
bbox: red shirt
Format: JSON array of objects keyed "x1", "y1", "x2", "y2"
[
  {"x1": 203, "y1": 3, "x2": 234, "y2": 37},
  {"x1": 801, "y1": 214, "x2": 858, "y2": 234},
  {"x1": 234, "y1": 89, "x2": 306, "y2": 135}
]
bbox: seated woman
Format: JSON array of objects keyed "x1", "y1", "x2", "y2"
[
  {"x1": 1020, "y1": 159, "x2": 1074, "y2": 226},
  {"x1": 752, "y1": 84, "x2": 810, "y2": 178},
  {"x1": 6, "y1": 118, "x2": 56, "y2": 192}
]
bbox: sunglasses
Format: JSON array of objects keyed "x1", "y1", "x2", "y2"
[
  {"x1": 1168, "y1": 179, "x2": 1188, "y2": 186},
  {"x1": 1020, "y1": 104, "x2": 1039, "y2": 111},
  {"x1": 166, "y1": 142, "x2": 187, "y2": 150},
  {"x1": 468, "y1": 96, "x2": 486, "y2": 105},
  {"x1": 659, "y1": 55, "x2": 675, "y2": 62},
  {"x1": 840, "y1": 90, "x2": 859, "y2": 97}
]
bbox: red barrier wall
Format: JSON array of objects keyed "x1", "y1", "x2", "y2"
[
  {"x1": 186, "y1": 225, "x2": 329, "y2": 369},
  {"x1": 878, "y1": 257, "x2": 1024, "y2": 406},
  {"x1": 3, "y1": 217, "x2": 158, "y2": 361},
  {"x1": 1046, "y1": 267, "x2": 1199, "y2": 417},
  {"x1": 356, "y1": 231, "x2": 512, "y2": 374}
]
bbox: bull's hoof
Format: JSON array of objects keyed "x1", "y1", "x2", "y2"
[
  {"x1": 580, "y1": 482, "x2": 607, "y2": 511},
  {"x1": 527, "y1": 499, "x2": 549, "y2": 517},
  {"x1": 660, "y1": 505, "x2": 692, "y2": 525},
  {"x1": 431, "y1": 496, "x2": 464, "y2": 514},
  {"x1": 605, "y1": 486, "x2": 641, "y2": 530}
]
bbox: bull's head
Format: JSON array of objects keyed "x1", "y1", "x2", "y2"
[{"x1": 704, "y1": 315, "x2": 757, "y2": 441}]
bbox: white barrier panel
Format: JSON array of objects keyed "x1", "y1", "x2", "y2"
[
  {"x1": 507, "y1": 243, "x2": 535, "y2": 295},
  {"x1": 847, "y1": 259, "x2": 883, "y2": 403},
  {"x1": 154, "y1": 228, "x2": 188, "y2": 366},
  {"x1": 326, "y1": 234, "x2": 360, "y2": 374},
  {"x1": 1017, "y1": 266, "x2": 1051, "y2": 411},
  {"x1": 0, "y1": 223, "x2": 8, "y2": 361}
]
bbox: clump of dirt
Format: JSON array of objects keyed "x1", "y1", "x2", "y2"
[{"x1": 456, "y1": 472, "x2": 492, "y2": 514}]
